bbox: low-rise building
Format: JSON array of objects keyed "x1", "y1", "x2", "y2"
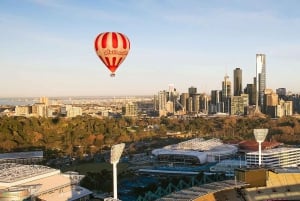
[
  {"x1": 246, "y1": 147, "x2": 300, "y2": 168},
  {"x1": 0, "y1": 163, "x2": 92, "y2": 201}
]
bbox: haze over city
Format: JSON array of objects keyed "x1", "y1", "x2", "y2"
[{"x1": 1, "y1": 0, "x2": 300, "y2": 97}]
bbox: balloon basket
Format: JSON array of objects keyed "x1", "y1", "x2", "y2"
[{"x1": 110, "y1": 73, "x2": 116, "y2": 77}]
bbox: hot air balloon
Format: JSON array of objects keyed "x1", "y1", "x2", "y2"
[{"x1": 94, "y1": 32, "x2": 130, "y2": 77}]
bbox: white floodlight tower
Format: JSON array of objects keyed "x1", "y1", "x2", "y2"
[
  {"x1": 110, "y1": 143, "x2": 125, "y2": 200},
  {"x1": 253, "y1": 129, "x2": 268, "y2": 166}
]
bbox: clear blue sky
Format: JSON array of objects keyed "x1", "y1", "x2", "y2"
[{"x1": 1, "y1": 0, "x2": 300, "y2": 97}]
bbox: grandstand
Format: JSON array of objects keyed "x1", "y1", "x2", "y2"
[
  {"x1": 156, "y1": 180, "x2": 248, "y2": 201},
  {"x1": 0, "y1": 163, "x2": 92, "y2": 201},
  {"x1": 154, "y1": 168, "x2": 300, "y2": 201}
]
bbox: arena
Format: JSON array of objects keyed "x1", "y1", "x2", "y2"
[{"x1": 152, "y1": 138, "x2": 238, "y2": 166}]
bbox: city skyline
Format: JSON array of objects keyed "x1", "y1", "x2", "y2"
[{"x1": 1, "y1": 0, "x2": 300, "y2": 97}]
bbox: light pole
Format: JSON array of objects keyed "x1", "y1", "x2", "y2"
[
  {"x1": 253, "y1": 129, "x2": 268, "y2": 167},
  {"x1": 110, "y1": 143, "x2": 125, "y2": 200}
]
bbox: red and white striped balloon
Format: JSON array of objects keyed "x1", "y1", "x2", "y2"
[{"x1": 94, "y1": 32, "x2": 130, "y2": 77}]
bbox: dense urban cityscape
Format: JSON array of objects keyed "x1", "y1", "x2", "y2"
[
  {"x1": 2, "y1": 54, "x2": 300, "y2": 119},
  {"x1": 2, "y1": 0, "x2": 300, "y2": 201},
  {"x1": 1, "y1": 54, "x2": 300, "y2": 200}
]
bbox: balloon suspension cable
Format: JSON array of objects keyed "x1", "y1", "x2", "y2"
[{"x1": 110, "y1": 73, "x2": 116, "y2": 77}]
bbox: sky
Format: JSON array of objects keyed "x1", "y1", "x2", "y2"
[{"x1": 1, "y1": 0, "x2": 300, "y2": 97}]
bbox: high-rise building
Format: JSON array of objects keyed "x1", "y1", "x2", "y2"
[
  {"x1": 188, "y1": 86, "x2": 197, "y2": 96},
  {"x1": 256, "y1": 54, "x2": 266, "y2": 112},
  {"x1": 199, "y1": 93, "x2": 209, "y2": 113},
  {"x1": 231, "y1": 94, "x2": 249, "y2": 115},
  {"x1": 264, "y1": 89, "x2": 279, "y2": 117},
  {"x1": 222, "y1": 74, "x2": 232, "y2": 113},
  {"x1": 168, "y1": 84, "x2": 178, "y2": 113},
  {"x1": 210, "y1": 90, "x2": 223, "y2": 114},
  {"x1": 276, "y1": 88, "x2": 287, "y2": 97},
  {"x1": 158, "y1": 90, "x2": 168, "y2": 116},
  {"x1": 222, "y1": 74, "x2": 231, "y2": 101},
  {"x1": 245, "y1": 79, "x2": 256, "y2": 106},
  {"x1": 234, "y1": 68, "x2": 243, "y2": 96},
  {"x1": 180, "y1": 93, "x2": 189, "y2": 112},
  {"x1": 192, "y1": 94, "x2": 200, "y2": 113}
]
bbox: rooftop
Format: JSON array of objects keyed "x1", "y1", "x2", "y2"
[
  {"x1": 156, "y1": 180, "x2": 248, "y2": 201},
  {"x1": 0, "y1": 163, "x2": 59, "y2": 188}
]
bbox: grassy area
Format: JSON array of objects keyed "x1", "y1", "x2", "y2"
[{"x1": 61, "y1": 162, "x2": 129, "y2": 175}]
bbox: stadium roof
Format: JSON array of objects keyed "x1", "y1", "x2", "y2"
[
  {"x1": 0, "y1": 163, "x2": 59, "y2": 188},
  {"x1": 152, "y1": 138, "x2": 238, "y2": 159},
  {"x1": 156, "y1": 180, "x2": 249, "y2": 201}
]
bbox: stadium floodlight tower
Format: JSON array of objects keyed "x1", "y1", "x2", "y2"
[
  {"x1": 253, "y1": 129, "x2": 268, "y2": 167},
  {"x1": 110, "y1": 143, "x2": 125, "y2": 200}
]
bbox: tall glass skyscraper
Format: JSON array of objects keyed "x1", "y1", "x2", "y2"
[
  {"x1": 256, "y1": 54, "x2": 266, "y2": 112},
  {"x1": 222, "y1": 74, "x2": 231, "y2": 113},
  {"x1": 234, "y1": 68, "x2": 243, "y2": 96}
]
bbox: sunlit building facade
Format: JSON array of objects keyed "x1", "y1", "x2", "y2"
[
  {"x1": 246, "y1": 147, "x2": 300, "y2": 168},
  {"x1": 222, "y1": 74, "x2": 231, "y2": 113},
  {"x1": 233, "y1": 68, "x2": 243, "y2": 96},
  {"x1": 256, "y1": 54, "x2": 266, "y2": 112},
  {"x1": 0, "y1": 163, "x2": 92, "y2": 201}
]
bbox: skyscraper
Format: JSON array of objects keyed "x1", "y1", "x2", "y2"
[
  {"x1": 256, "y1": 54, "x2": 266, "y2": 112},
  {"x1": 234, "y1": 68, "x2": 242, "y2": 96},
  {"x1": 222, "y1": 74, "x2": 231, "y2": 101},
  {"x1": 188, "y1": 86, "x2": 197, "y2": 96},
  {"x1": 222, "y1": 74, "x2": 232, "y2": 113},
  {"x1": 158, "y1": 90, "x2": 168, "y2": 116}
]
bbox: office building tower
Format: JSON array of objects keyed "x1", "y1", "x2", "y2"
[
  {"x1": 276, "y1": 88, "x2": 287, "y2": 97},
  {"x1": 192, "y1": 94, "x2": 200, "y2": 113},
  {"x1": 180, "y1": 93, "x2": 189, "y2": 112},
  {"x1": 264, "y1": 89, "x2": 279, "y2": 117},
  {"x1": 222, "y1": 74, "x2": 231, "y2": 101},
  {"x1": 222, "y1": 74, "x2": 232, "y2": 113},
  {"x1": 200, "y1": 93, "x2": 209, "y2": 113},
  {"x1": 168, "y1": 84, "x2": 179, "y2": 113},
  {"x1": 187, "y1": 97, "x2": 193, "y2": 113},
  {"x1": 234, "y1": 68, "x2": 243, "y2": 96},
  {"x1": 210, "y1": 90, "x2": 222, "y2": 114},
  {"x1": 245, "y1": 82, "x2": 256, "y2": 106},
  {"x1": 158, "y1": 90, "x2": 168, "y2": 116},
  {"x1": 153, "y1": 95, "x2": 159, "y2": 111},
  {"x1": 256, "y1": 54, "x2": 266, "y2": 112},
  {"x1": 211, "y1": 90, "x2": 222, "y2": 105},
  {"x1": 231, "y1": 94, "x2": 249, "y2": 115},
  {"x1": 188, "y1": 86, "x2": 197, "y2": 96},
  {"x1": 166, "y1": 101, "x2": 174, "y2": 114}
]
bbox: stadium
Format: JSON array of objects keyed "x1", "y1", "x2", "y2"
[{"x1": 151, "y1": 138, "x2": 238, "y2": 166}]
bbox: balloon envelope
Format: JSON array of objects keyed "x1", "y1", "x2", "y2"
[{"x1": 94, "y1": 32, "x2": 130, "y2": 76}]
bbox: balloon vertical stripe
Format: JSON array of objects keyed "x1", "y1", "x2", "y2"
[
  {"x1": 119, "y1": 33, "x2": 128, "y2": 49},
  {"x1": 112, "y1": 32, "x2": 118, "y2": 48},
  {"x1": 101, "y1": 32, "x2": 108, "y2": 48},
  {"x1": 94, "y1": 34, "x2": 101, "y2": 51}
]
